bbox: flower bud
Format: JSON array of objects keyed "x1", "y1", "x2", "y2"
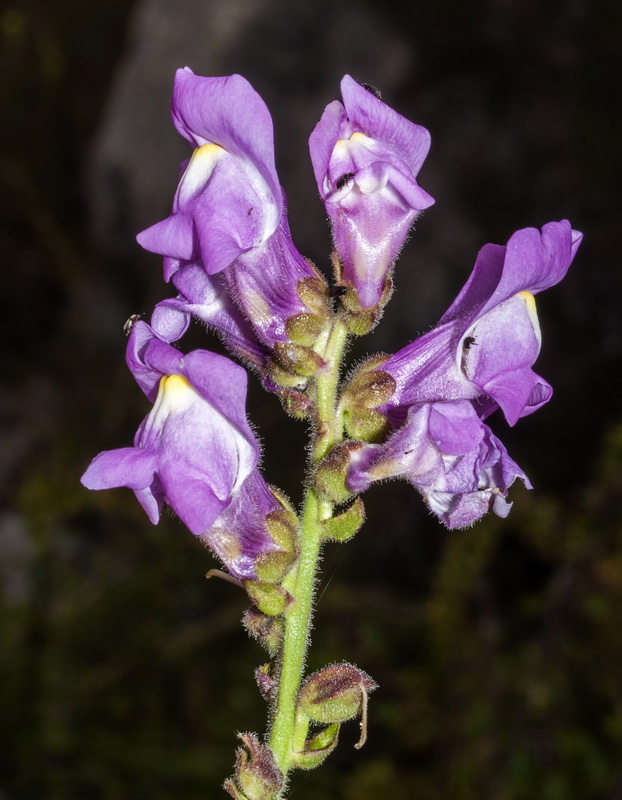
[{"x1": 298, "y1": 663, "x2": 377, "y2": 724}]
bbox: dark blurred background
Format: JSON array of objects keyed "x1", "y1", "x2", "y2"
[{"x1": 2, "y1": 0, "x2": 622, "y2": 797}]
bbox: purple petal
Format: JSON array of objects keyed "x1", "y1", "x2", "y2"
[{"x1": 81, "y1": 447, "x2": 156, "y2": 491}]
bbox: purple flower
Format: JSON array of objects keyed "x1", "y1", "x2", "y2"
[
  {"x1": 80, "y1": 322, "x2": 280, "y2": 579},
  {"x1": 137, "y1": 69, "x2": 281, "y2": 273},
  {"x1": 137, "y1": 69, "x2": 328, "y2": 352},
  {"x1": 309, "y1": 75, "x2": 435, "y2": 310},
  {"x1": 152, "y1": 260, "x2": 270, "y2": 369},
  {"x1": 378, "y1": 221, "x2": 583, "y2": 426},
  {"x1": 347, "y1": 400, "x2": 530, "y2": 528}
]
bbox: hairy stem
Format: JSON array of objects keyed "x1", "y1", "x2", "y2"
[{"x1": 268, "y1": 316, "x2": 348, "y2": 781}]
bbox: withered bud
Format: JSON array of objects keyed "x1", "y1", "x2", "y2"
[
  {"x1": 227, "y1": 732, "x2": 283, "y2": 800},
  {"x1": 255, "y1": 662, "x2": 276, "y2": 701},
  {"x1": 242, "y1": 608, "x2": 284, "y2": 656},
  {"x1": 298, "y1": 662, "x2": 377, "y2": 725}
]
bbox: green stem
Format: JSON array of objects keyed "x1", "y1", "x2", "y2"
[{"x1": 268, "y1": 316, "x2": 348, "y2": 780}]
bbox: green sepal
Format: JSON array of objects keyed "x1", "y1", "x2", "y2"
[
  {"x1": 298, "y1": 663, "x2": 377, "y2": 724},
  {"x1": 344, "y1": 407, "x2": 389, "y2": 443},
  {"x1": 268, "y1": 357, "x2": 310, "y2": 389},
  {"x1": 297, "y1": 275, "x2": 331, "y2": 316},
  {"x1": 265, "y1": 507, "x2": 299, "y2": 554},
  {"x1": 286, "y1": 312, "x2": 325, "y2": 346},
  {"x1": 313, "y1": 444, "x2": 356, "y2": 504},
  {"x1": 342, "y1": 368, "x2": 396, "y2": 409},
  {"x1": 293, "y1": 723, "x2": 341, "y2": 770},
  {"x1": 321, "y1": 497, "x2": 365, "y2": 542},
  {"x1": 254, "y1": 551, "x2": 295, "y2": 584},
  {"x1": 273, "y1": 342, "x2": 325, "y2": 377},
  {"x1": 245, "y1": 581, "x2": 292, "y2": 616}
]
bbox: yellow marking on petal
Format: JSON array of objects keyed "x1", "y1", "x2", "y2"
[
  {"x1": 518, "y1": 290, "x2": 542, "y2": 345},
  {"x1": 350, "y1": 131, "x2": 373, "y2": 144},
  {"x1": 162, "y1": 373, "x2": 192, "y2": 395}
]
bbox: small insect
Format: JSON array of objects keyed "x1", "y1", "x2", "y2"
[
  {"x1": 123, "y1": 313, "x2": 143, "y2": 337},
  {"x1": 463, "y1": 335, "x2": 476, "y2": 351},
  {"x1": 359, "y1": 82, "x2": 382, "y2": 100},
  {"x1": 330, "y1": 285, "x2": 348, "y2": 298},
  {"x1": 336, "y1": 172, "x2": 355, "y2": 190}
]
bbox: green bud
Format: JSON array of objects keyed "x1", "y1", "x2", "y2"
[
  {"x1": 242, "y1": 608, "x2": 284, "y2": 656},
  {"x1": 322, "y1": 497, "x2": 365, "y2": 542},
  {"x1": 293, "y1": 723, "x2": 341, "y2": 770},
  {"x1": 298, "y1": 663, "x2": 377, "y2": 725},
  {"x1": 286, "y1": 312, "x2": 325, "y2": 346},
  {"x1": 245, "y1": 581, "x2": 292, "y2": 616},
  {"x1": 273, "y1": 342, "x2": 325, "y2": 377},
  {"x1": 230, "y1": 732, "x2": 283, "y2": 800}
]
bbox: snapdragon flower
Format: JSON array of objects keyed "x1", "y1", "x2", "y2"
[
  {"x1": 81, "y1": 322, "x2": 281, "y2": 579},
  {"x1": 137, "y1": 68, "x2": 328, "y2": 354},
  {"x1": 346, "y1": 220, "x2": 582, "y2": 526},
  {"x1": 376, "y1": 220, "x2": 583, "y2": 426},
  {"x1": 348, "y1": 400, "x2": 530, "y2": 528},
  {"x1": 309, "y1": 75, "x2": 434, "y2": 312}
]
